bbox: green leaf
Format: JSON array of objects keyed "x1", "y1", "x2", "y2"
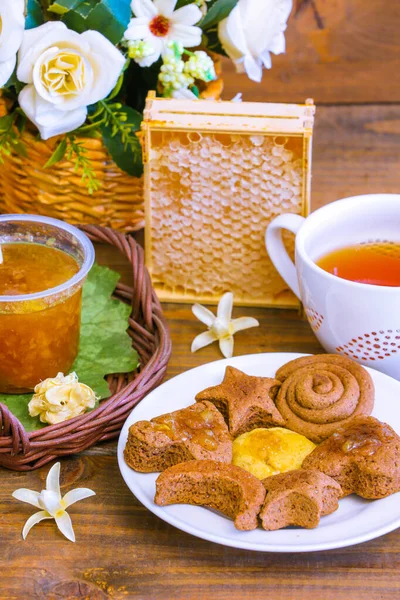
[
  {"x1": 87, "y1": 0, "x2": 131, "y2": 45},
  {"x1": 0, "y1": 264, "x2": 139, "y2": 432},
  {"x1": 176, "y1": 0, "x2": 196, "y2": 8},
  {"x1": 61, "y1": 0, "x2": 131, "y2": 44},
  {"x1": 26, "y1": 0, "x2": 45, "y2": 29},
  {"x1": 44, "y1": 137, "x2": 68, "y2": 168},
  {"x1": 100, "y1": 105, "x2": 143, "y2": 177},
  {"x1": 200, "y1": 0, "x2": 238, "y2": 30},
  {"x1": 48, "y1": 0, "x2": 84, "y2": 15}
]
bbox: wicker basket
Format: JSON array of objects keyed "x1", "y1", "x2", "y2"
[
  {"x1": 0, "y1": 225, "x2": 172, "y2": 471},
  {"x1": 0, "y1": 61, "x2": 223, "y2": 232}
]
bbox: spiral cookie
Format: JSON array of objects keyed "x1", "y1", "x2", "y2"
[{"x1": 275, "y1": 354, "x2": 375, "y2": 443}]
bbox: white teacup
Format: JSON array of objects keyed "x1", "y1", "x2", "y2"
[{"x1": 265, "y1": 194, "x2": 400, "y2": 379}]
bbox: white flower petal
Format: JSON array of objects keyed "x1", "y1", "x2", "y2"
[
  {"x1": 268, "y1": 31, "x2": 286, "y2": 56},
  {"x1": 219, "y1": 336, "x2": 234, "y2": 358},
  {"x1": 124, "y1": 19, "x2": 152, "y2": 41},
  {"x1": 154, "y1": 0, "x2": 178, "y2": 17},
  {"x1": 131, "y1": 0, "x2": 158, "y2": 18},
  {"x1": 217, "y1": 292, "x2": 233, "y2": 322},
  {"x1": 0, "y1": 0, "x2": 25, "y2": 61},
  {"x1": 219, "y1": 7, "x2": 248, "y2": 61},
  {"x1": 46, "y1": 463, "x2": 61, "y2": 497},
  {"x1": 217, "y1": 0, "x2": 291, "y2": 81},
  {"x1": 191, "y1": 330, "x2": 217, "y2": 353},
  {"x1": 231, "y1": 316, "x2": 259, "y2": 334},
  {"x1": 0, "y1": 54, "x2": 16, "y2": 87},
  {"x1": 80, "y1": 30, "x2": 125, "y2": 104},
  {"x1": 12, "y1": 489, "x2": 41, "y2": 509},
  {"x1": 172, "y1": 4, "x2": 202, "y2": 25},
  {"x1": 62, "y1": 488, "x2": 96, "y2": 508},
  {"x1": 169, "y1": 24, "x2": 202, "y2": 47},
  {"x1": 22, "y1": 511, "x2": 53, "y2": 540},
  {"x1": 17, "y1": 22, "x2": 68, "y2": 83},
  {"x1": 19, "y1": 85, "x2": 87, "y2": 139},
  {"x1": 260, "y1": 50, "x2": 272, "y2": 70},
  {"x1": 38, "y1": 490, "x2": 62, "y2": 516},
  {"x1": 135, "y1": 46, "x2": 162, "y2": 67},
  {"x1": 192, "y1": 303, "x2": 216, "y2": 327},
  {"x1": 243, "y1": 54, "x2": 263, "y2": 82},
  {"x1": 54, "y1": 511, "x2": 75, "y2": 542}
]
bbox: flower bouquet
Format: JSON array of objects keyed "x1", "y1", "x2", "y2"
[{"x1": 0, "y1": 0, "x2": 292, "y2": 230}]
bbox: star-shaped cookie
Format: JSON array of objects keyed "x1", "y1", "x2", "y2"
[
  {"x1": 195, "y1": 366, "x2": 284, "y2": 437},
  {"x1": 260, "y1": 469, "x2": 342, "y2": 530}
]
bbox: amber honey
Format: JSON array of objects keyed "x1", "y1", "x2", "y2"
[
  {"x1": 316, "y1": 242, "x2": 400, "y2": 287},
  {"x1": 0, "y1": 243, "x2": 81, "y2": 393}
]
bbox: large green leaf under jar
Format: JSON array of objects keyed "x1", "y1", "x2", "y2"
[{"x1": 0, "y1": 264, "x2": 139, "y2": 432}]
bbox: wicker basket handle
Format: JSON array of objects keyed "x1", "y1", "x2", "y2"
[{"x1": 0, "y1": 403, "x2": 31, "y2": 456}]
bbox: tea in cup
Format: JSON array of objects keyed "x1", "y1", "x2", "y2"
[{"x1": 265, "y1": 194, "x2": 400, "y2": 379}]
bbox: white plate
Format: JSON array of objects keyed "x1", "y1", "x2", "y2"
[{"x1": 117, "y1": 353, "x2": 400, "y2": 552}]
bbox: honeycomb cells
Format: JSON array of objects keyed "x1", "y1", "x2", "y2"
[{"x1": 148, "y1": 131, "x2": 305, "y2": 304}]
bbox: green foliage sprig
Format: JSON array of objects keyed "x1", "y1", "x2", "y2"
[
  {"x1": 45, "y1": 133, "x2": 101, "y2": 194},
  {"x1": 0, "y1": 113, "x2": 26, "y2": 164}
]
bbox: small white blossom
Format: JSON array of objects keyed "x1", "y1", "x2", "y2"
[
  {"x1": 127, "y1": 39, "x2": 155, "y2": 61},
  {"x1": 191, "y1": 292, "x2": 259, "y2": 358},
  {"x1": 184, "y1": 51, "x2": 216, "y2": 82},
  {"x1": 124, "y1": 0, "x2": 202, "y2": 67},
  {"x1": 159, "y1": 48, "x2": 194, "y2": 96},
  {"x1": 28, "y1": 372, "x2": 97, "y2": 425},
  {"x1": 12, "y1": 463, "x2": 95, "y2": 542}
]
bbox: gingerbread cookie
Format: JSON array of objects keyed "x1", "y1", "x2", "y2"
[
  {"x1": 154, "y1": 459, "x2": 266, "y2": 531},
  {"x1": 195, "y1": 366, "x2": 283, "y2": 437},
  {"x1": 275, "y1": 354, "x2": 374, "y2": 443},
  {"x1": 124, "y1": 401, "x2": 232, "y2": 472},
  {"x1": 302, "y1": 416, "x2": 400, "y2": 499},
  {"x1": 260, "y1": 469, "x2": 342, "y2": 530}
]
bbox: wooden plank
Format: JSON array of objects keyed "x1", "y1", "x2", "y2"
[
  {"x1": 221, "y1": 0, "x2": 400, "y2": 104},
  {"x1": 2, "y1": 103, "x2": 400, "y2": 598},
  {"x1": 312, "y1": 104, "x2": 400, "y2": 210}
]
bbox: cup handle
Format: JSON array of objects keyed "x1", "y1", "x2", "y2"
[{"x1": 265, "y1": 213, "x2": 305, "y2": 300}]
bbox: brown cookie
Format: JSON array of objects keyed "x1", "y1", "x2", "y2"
[
  {"x1": 124, "y1": 401, "x2": 232, "y2": 472},
  {"x1": 302, "y1": 416, "x2": 400, "y2": 499},
  {"x1": 154, "y1": 459, "x2": 266, "y2": 531},
  {"x1": 260, "y1": 469, "x2": 342, "y2": 530},
  {"x1": 275, "y1": 354, "x2": 375, "y2": 443},
  {"x1": 195, "y1": 366, "x2": 283, "y2": 437}
]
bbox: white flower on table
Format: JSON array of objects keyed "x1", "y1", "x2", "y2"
[
  {"x1": 191, "y1": 292, "x2": 259, "y2": 358},
  {"x1": 0, "y1": 0, "x2": 25, "y2": 87},
  {"x1": 218, "y1": 0, "x2": 293, "y2": 82},
  {"x1": 28, "y1": 372, "x2": 97, "y2": 425},
  {"x1": 124, "y1": 0, "x2": 202, "y2": 67},
  {"x1": 16, "y1": 22, "x2": 125, "y2": 140},
  {"x1": 12, "y1": 462, "x2": 95, "y2": 542}
]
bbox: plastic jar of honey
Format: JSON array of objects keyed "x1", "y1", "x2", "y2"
[{"x1": 0, "y1": 215, "x2": 94, "y2": 393}]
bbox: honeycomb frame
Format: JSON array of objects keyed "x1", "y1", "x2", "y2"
[{"x1": 142, "y1": 93, "x2": 315, "y2": 308}]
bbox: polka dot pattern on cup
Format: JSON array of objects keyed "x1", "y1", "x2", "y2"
[
  {"x1": 305, "y1": 307, "x2": 324, "y2": 332},
  {"x1": 336, "y1": 330, "x2": 400, "y2": 362}
]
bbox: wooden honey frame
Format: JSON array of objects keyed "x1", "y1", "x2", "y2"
[{"x1": 142, "y1": 92, "x2": 315, "y2": 307}]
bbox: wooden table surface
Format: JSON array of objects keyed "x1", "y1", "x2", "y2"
[
  {"x1": 0, "y1": 245, "x2": 399, "y2": 600},
  {"x1": 2, "y1": 2, "x2": 400, "y2": 597}
]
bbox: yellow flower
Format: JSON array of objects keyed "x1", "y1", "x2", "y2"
[{"x1": 28, "y1": 372, "x2": 96, "y2": 425}]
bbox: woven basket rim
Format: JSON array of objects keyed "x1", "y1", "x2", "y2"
[{"x1": 0, "y1": 225, "x2": 172, "y2": 471}]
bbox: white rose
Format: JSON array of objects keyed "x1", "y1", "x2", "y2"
[
  {"x1": 218, "y1": 0, "x2": 292, "y2": 83},
  {"x1": 0, "y1": 0, "x2": 25, "y2": 87},
  {"x1": 17, "y1": 22, "x2": 125, "y2": 140}
]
